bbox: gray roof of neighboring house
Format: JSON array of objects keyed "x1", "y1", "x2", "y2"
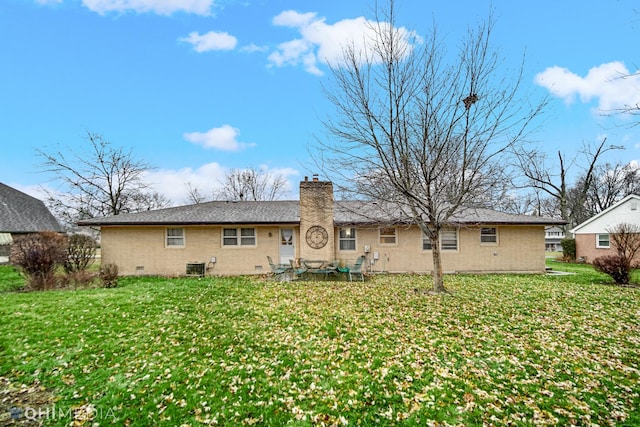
[
  {"x1": 77, "y1": 199, "x2": 564, "y2": 227},
  {"x1": 0, "y1": 183, "x2": 62, "y2": 233}
]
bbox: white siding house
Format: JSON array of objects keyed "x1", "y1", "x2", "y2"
[{"x1": 571, "y1": 194, "x2": 640, "y2": 262}]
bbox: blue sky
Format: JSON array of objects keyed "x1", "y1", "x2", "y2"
[{"x1": 2, "y1": 0, "x2": 639, "y2": 205}]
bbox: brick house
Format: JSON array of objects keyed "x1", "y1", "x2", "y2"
[
  {"x1": 571, "y1": 194, "x2": 640, "y2": 263},
  {"x1": 78, "y1": 177, "x2": 564, "y2": 276}
]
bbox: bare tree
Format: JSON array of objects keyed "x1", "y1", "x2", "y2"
[
  {"x1": 216, "y1": 168, "x2": 289, "y2": 201},
  {"x1": 515, "y1": 138, "x2": 621, "y2": 229},
  {"x1": 39, "y1": 132, "x2": 169, "y2": 225},
  {"x1": 584, "y1": 161, "x2": 640, "y2": 214},
  {"x1": 316, "y1": 2, "x2": 545, "y2": 293},
  {"x1": 185, "y1": 181, "x2": 209, "y2": 204},
  {"x1": 593, "y1": 222, "x2": 640, "y2": 285}
]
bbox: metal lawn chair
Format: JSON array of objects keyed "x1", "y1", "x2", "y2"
[
  {"x1": 346, "y1": 255, "x2": 366, "y2": 282},
  {"x1": 267, "y1": 256, "x2": 290, "y2": 281}
]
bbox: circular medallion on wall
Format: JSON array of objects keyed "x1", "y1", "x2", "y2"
[{"x1": 305, "y1": 225, "x2": 329, "y2": 249}]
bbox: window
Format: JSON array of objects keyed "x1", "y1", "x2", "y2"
[
  {"x1": 597, "y1": 233, "x2": 610, "y2": 248},
  {"x1": 379, "y1": 227, "x2": 397, "y2": 245},
  {"x1": 223, "y1": 228, "x2": 256, "y2": 246},
  {"x1": 441, "y1": 229, "x2": 458, "y2": 250},
  {"x1": 339, "y1": 228, "x2": 356, "y2": 250},
  {"x1": 166, "y1": 228, "x2": 184, "y2": 247},
  {"x1": 422, "y1": 228, "x2": 458, "y2": 251},
  {"x1": 422, "y1": 234, "x2": 432, "y2": 250},
  {"x1": 480, "y1": 227, "x2": 498, "y2": 244}
]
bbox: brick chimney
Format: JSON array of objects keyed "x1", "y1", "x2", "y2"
[{"x1": 299, "y1": 175, "x2": 335, "y2": 260}]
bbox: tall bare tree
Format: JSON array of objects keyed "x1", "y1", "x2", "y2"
[
  {"x1": 216, "y1": 168, "x2": 289, "y2": 201},
  {"x1": 515, "y1": 138, "x2": 621, "y2": 229},
  {"x1": 584, "y1": 161, "x2": 640, "y2": 214},
  {"x1": 39, "y1": 132, "x2": 169, "y2": 225},
  {"x1": 316, "y1": 1, "x2": 545, "y2": 293}
]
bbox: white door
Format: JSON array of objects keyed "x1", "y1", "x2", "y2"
[{"x1": 279, "y1": 228, "x2": 295, "y2": 264}]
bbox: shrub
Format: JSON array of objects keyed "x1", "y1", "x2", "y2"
[
  {"x1": 64, "y1": 234, "x2": 97, "y2": 273},
  {"x1": 10, "y1": 232, "x2": 68, "y2": 290},
  {"x1": 592, "y1": 255, "x2": 630, "y2": 285},
  {"x1": 99, "y1": 263, "x2": 119, "y2": 288},
  {"x1": 58, "y1": 270, "x2": 98, "y2": 289},
  {"x1": 560, "y1": 238, "x2": 576, "y2": 261}
]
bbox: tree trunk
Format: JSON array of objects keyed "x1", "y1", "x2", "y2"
[{"x1": 430, "y1": 232, "x2": 447, "y2": 293}]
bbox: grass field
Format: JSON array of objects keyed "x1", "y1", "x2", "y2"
[{"x1": 0, "y1": 263, "x2": 638, "y2": 426}]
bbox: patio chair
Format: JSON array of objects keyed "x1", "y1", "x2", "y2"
[
  {"x1": 347, "y1": 255, "x2": 366, "y2": 282},
  {"x1": 316, "y1": 260, "x2": 339, "y2": 280},
  {"x1": 289, "y1": 258, "x2": 307, "y2": 280},
  {"x1": 267, "y1": 256, "x2": 290, "y2": 281}
]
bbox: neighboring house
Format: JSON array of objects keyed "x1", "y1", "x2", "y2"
[
  {"x1": 570, "y1": 194, "x2": 640, "y2": 263},
  {"x1": 78, "y1": 177, "x2": 564, "y2": 276},
  {"x1": 545, "y1": 226, "x2": 566, "y2": 252},
  {"x1": 0, "y1": 183, "x2": 63, "y2": 263}
]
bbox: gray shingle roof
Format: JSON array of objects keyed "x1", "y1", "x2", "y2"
[
  {"x1": 78, "y1": 200, "x2": 301, "y2": 225},
  {"x1": 0, "y1": 183, "x2": 62, "y2": 232},
  {"x1": 78, "y1": 199, "x2": 563, "y2": 227}
]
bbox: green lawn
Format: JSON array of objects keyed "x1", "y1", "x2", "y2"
[{"x1": 0, "y1": 266, "x2": 639, "y2": 426}]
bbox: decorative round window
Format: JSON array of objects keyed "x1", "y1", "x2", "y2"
[{"x1": 305, "y1": 225, "x2": 329, "y2": 249}]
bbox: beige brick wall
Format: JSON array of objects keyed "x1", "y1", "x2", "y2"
[
  {"x1": 334, "y1": 225, "x2": 546, "y2": 274},
  {"x1": 101, "y1": 225, "x2": 295, "y2": 276},
  {"x1": 101, "y1": 223, "x2": 547, "y2": 276},
  {"x1": 299, "y1": 178, "x2": 335, "y2": 261}
]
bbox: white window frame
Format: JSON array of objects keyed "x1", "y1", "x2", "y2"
[
  {"x1": 166, "y1": 227, "x2": 185, "y2": 248},
  {"x1": 222, "y1": 227, "x2": 257, "y2": 247},
  {"x1": 379, "y1": 226, "x2": 397, "y2": 245},
  {"x1": 339, "y1": 228, "x2": 357, "y2": 251},
  {"x1": 596, "y1": 233, "x2": 610, "y2": 248},
  {"x1": 480, "y1": 227, "x2": 498, "y2": 244},
  {"x1": 422, "y1": 228, "x2": 458, "y2": 251}
]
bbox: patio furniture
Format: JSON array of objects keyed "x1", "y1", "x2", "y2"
[
  {"x1": 267, "y1": 256, "x2": 291, "y2": 281},
  {"x1": 289, "y1": 258, "x2": 308, "y2": 280},
  {"x1": 316, "y1": 260, "x2": 339, "y2": 280},
  {"x1": 346, "y1": 255, "x2": 366, "y2": 282}
]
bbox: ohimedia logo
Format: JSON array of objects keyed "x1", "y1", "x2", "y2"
[{"x1": 8, "y1": 404, "x2": 117, "y2": 422}]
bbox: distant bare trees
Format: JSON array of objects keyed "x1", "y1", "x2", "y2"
[
  {"x1": 185, "y1": 167, "x2": 289, "y2": 203},
  {"x1": 514, "y1": 138, "x2": 622, "y2": 229},
  {"x1": 39, "y1": 132, "x2": 169, "y2": 225}
]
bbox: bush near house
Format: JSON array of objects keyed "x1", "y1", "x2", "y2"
[
  {"x1": 10, "y1": 231, "x2": 68, "y2": 290},
  {"x1": 0, "y1": 269, "x2": 638, "y2": 426},
  {"x1": 560, "y1": 237, "x2": 576, "y2": 261}
]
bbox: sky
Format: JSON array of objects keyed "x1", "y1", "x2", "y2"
[{"x1": 2, "y1": 0, "x2": 639, "y2": 206}]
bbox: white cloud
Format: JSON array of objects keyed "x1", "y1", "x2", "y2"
[
  {"x1": 81, "y1": 0, "x2": 215, "y2": 16},
  {"x1": 183, "y1": 124, "x2": 255, "y2": 151},
  {"x1": 143, "y1": 163, "x2": 300, "y2": 204},
  {"x1": 268, "y1": 10, "x2": 419, "y2": 76},
  {"x1": 180, "y1": 31, "x2": 237, "y2": 52},
  {"x1": 240, "y1": 43, "x2": 269, "y2": 54},
  {"x1": 534, "y1": 62, "x2": 640, "y2": 112},
  {"x1": 143, "y1": 162, "x2": 226, "y2": 204}
]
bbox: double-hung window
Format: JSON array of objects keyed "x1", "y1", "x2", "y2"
[
  {"x1": 166, "y1": 228, "x2": 185, "y2": 247},
  {"x1": 339, "y1": 228, "x2": 356, "y2": 250},
  {"x1": 480, "y1": 227, "x2": 498, "y2": 244},
  {"x1": 596, "y1": 233, "x2": 610, "y2": 248},
  {"x1": 223, "y1": 228, "x2": 256, "y2": 247},
  {"x1": 379, "y1": 227, "x2": 397, "y2": 245},
  {"x1": 422, "y1": 228, "x2": 458, "y2": 251}
]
